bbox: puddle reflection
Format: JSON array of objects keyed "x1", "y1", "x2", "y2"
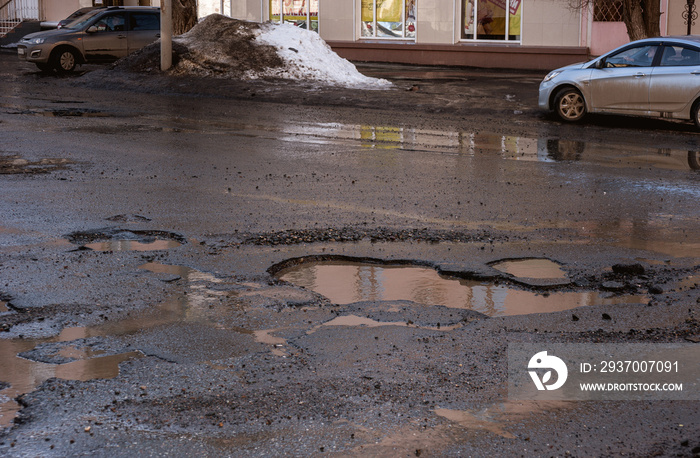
[
  {"x1": 490, "y1": 258, "x2": 568, "y2": 280},
  {"x1": 0, "y1": 295, "x2": 200, "y2": 427},
  {"x1": 281, "y1": 121, "x2": 700, "y2": 171},
  {"x1": 86, "y1": 239, "x2": 181, "y2": 251},
  {"x1": 0, "y1": 335, "x2": 143, "y2": 428},
  {"x1": 308, "y1": 314, "x2": 464, "y2": 334},
  {"x1": 1, "y1": 262, "x2": 299, "y2": 427},
  {"x1": 0, "y1": 263, "x2": 220, "y2": 428},
  {"x1": 276, "y1": 261, "x2": 647, "y2": 317}
]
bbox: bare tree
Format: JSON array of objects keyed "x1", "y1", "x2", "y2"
[{"x1": 172, "y1": 0, "x2": 197, "y2": 35}]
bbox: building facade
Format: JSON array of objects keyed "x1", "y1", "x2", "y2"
[
  {"x1": 13, "y1": 0, "x2": 698, "y2": 70},
  {"x1": 201, "y1": 0, "x2": 693, "y2": 69}
]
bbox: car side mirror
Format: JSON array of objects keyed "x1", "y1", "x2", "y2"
[
  {"x1": 595, "y1": 59, "x2": 605, "y2": 69},
  {"x1": 87, "y1": 26, "x2": 98, "y2": 33}
]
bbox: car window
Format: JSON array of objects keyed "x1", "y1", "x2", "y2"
[
  {"x1": 64, "y1": 9, "x2": 104, "y2": 29},
  {"x1": 130, "y1": 13, "x2": 159, "y2": 31},
  {"x1": 660, "y1": 45, "x2": 700, "y2": 66},
  {"x1": 94, "y1": 13, "x2": 126, "y2": 32},
  {"x1": 65, "y1": 8, "x2": 98, "y2": 21},
  {"x1": 604, "y1": 45, "x2": 658, "y2": 68}
]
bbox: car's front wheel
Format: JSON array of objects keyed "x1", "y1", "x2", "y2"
[
  {"x1": 691, "y1": 99, "x2": 700, "y2": 130},
  {"x1": 35, "y1": 62, "x2": 52, "y2": 72},
  {"x1": 51, "y1": 47, "x2": 78, "y2": 73},
  {"x1": 554, "y1": 88, "x2": 586, "y2": 122},
  {"x1": 689, "y1": 151, "x2": 700, "y2": 170}
]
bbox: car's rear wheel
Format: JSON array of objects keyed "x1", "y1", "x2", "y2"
[
  {"x1": 554, "y1": 88, "x2": 586, "y2": 122},
  {"x1": 51, "y1": 47, "x2": 78, "y2": 73}
]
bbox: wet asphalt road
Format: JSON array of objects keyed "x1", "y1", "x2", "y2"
[{"x1": 1, "y1": 49, "x2": 700, "y2": 456}]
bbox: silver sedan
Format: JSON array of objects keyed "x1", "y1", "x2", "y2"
[{"x1": 539, "y1": 36, "x2": 700, "y2": 128}]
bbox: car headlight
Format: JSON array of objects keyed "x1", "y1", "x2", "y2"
[
  {"x1": 542, "y1": 71, "x2": 561, "y2": 83},
  {"x1": 22, "y1": 37, "x2": 46, "y2": 44}
]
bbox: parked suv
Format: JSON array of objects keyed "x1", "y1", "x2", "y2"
[{"x1": 17, "y1": 6, "x2": 160, "y2": 73}]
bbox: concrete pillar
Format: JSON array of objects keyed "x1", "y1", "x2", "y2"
[{"x1": 161, "y1": 0, "x2": 172, "y2": 71}]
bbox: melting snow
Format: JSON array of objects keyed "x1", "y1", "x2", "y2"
[{"x1": 253, "y1": 22, "x2": 391, "y2": 88}]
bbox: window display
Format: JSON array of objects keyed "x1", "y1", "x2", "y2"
[
  {"x1": 361, "y1": 0, "x2": 416, "y2": 39},
  {"x1": 270, "y1": 0, "x2": 319, "y2": 32},
  {"x1": 463, "y1": 0, "x2": 520, "y2": 41}
]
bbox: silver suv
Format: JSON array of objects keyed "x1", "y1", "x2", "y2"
[{"x1": 18, "y1": 6, "x2": 160, "y2": 73}]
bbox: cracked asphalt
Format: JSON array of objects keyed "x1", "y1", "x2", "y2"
[{"x1": 1, "y1": 49, "x2": 699, "y2": 456}]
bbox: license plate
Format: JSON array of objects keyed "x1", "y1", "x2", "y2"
[{"x1": 17, "y1": 47, "x2": 25, "y2": 57}]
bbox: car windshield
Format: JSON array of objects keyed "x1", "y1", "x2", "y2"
[{"x1": 62, "y1": 9, "x2": 104, "y2": 30}]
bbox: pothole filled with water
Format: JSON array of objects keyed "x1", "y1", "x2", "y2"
[
  {"x1": 0, "y1": 262, "x2": 300, "y2": 427},
  {"x1": 66, "y1": 228, "x2": 185, "y2": 252},
  {"x1": 0, "y1": 155, "x2": 72, "y2": 174},
  {"x1": 85, "y1": 239, "x2": 181, "y2": 251},
  {"x1": 274, "y1": 260, "x2": 648, "y2": 317},
  {"x1": 490, "y1": 258, "x2": 568, "y2": 280}
]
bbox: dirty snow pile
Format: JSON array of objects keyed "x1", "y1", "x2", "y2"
[
  {"x1": 124, "y1": 14, "x2": 390, "y2": 89},
  {"x1": 253, "y1": 22, "x2": 390, "y2": 88}
]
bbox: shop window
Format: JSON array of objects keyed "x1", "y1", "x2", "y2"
[
  {"x1": 462, "y1": 0, "x2": 521, "y2": 41},
  {"x1": 270, "y1": 0, "x2": 319, "y2": 32},
  {"x1": 594, "y1": 0, "x2": 623, "y2": 22},
  {"x1": 361, "y1": 0, "x2": 416, "y2": 39}
]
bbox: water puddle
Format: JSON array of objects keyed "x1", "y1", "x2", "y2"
[
  {"x1": 0, "y1": 333, "x2": 143, "y2": 428},
  {"x1": 434, "y1": 407, "x2": 516, "y2": 439},
  {"x1": 1, "y1": 260, "x2": 306, "y2": 427},
  {"x1": 490, "y1": 258, "x2": 568, "y2": 280},
  {"x1": 66, "y1": 229, "x2": 185, "y2": 252},
  {"x1": 86, "y1": 239, "x2": 181, "y2": 251},
  {"x1": 0, "y1": 263, "x2": 220, "y2": 428},
  {"x1": 0, "y1": 155, "x2": 72, "y2": 174},
  {"x1": 128, "y1": 113, "x2": 700, "y2": 171},
  {"x1": 0, "y1": 295, "x2": 199, "y2": 427},
  {"x1": 617, "y1": 237, "x2": 700, "y2": 259},
  {"x1": 275, "y1": 261, "x2": 647, "y2": 316},
  {"x1": 273, "y1": 121, "x2": 700, "y2": 171},
  {"x1": 307, "y1": 314, "x2": 463, "y2": 334},
  {"x1": 0, "y1": 291, "x2": 215, "y2": 427},
  {"x1": 252, "y1": 329, "x2": 289, "y2": 356},
  {"x1": 434, "y1": 400, "x2": 569, "y2": 439}
]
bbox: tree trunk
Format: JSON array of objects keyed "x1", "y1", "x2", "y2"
[
  {"x1": 621, "y1": 0, "x2": 646, "y2": 40},
  {"x1": 172, "y1": 0, "x2": 197, "y2": 35},
  {"x1": 643, "y1": 0, "x2": 661, "y2": 37},
  {"x1": 621, "y1": 0, "x2": 661, "y2": 40}
]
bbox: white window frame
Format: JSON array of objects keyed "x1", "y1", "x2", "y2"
[{"x1": 459, "y1": 0, "x2": 522, "y2": 44}]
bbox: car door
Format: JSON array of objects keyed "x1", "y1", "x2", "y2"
[
  {"x1": 82, "y1": 12, "x2": 128, "y2": 61},
  {"x1": 588, "y1": 44, "x2": 659, "y2": 113},
  {"x1": 648, "y1": 44, "x2": 700, "y2": 113},
  {"x1": 127, "y1": 12, "x2": 160, "y2": 54}
]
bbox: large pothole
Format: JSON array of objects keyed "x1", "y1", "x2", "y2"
[
  {"x1": 66, "y1": 228, "x2": 186, "y2": 251},
  {"x1": 272, "y1": 257, "x2": 648, "y2": 317},
  {"x1": 0, "y1": 154, "x2": 73, "y2": 174}
]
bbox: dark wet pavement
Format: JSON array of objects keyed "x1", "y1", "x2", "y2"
[{"x1": 0, "y1": 50, "x2": 699, "y2": 456}]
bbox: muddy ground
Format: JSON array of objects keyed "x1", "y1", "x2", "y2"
[{"x1": 1, "y1": 48, "x2": 700, "y2": 456}]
